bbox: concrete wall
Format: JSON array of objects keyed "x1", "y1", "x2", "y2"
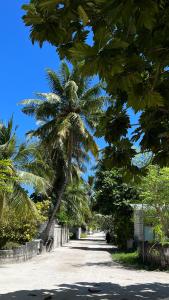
[
  {"x1": 134, "y1": 209, "x2": 144, "y2": 242},
  {"x1": 0, "y1": 240, "x2": 41, "y2": 264},
  {"x1": 53, "y1": 225, "x2": 69, "y2": 248},
  {"x1": 0, "y1": 223, "x2": 69, "y2": 264}
]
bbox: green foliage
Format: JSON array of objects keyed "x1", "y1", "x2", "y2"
[
  {"x1": 1, "y1": 241, "x2": 21, "y2": 250},
  {"x1": 112, "y1": 250, "x2": 164, "y2": 270},
  {"x1": 20, "y1": 63, "x2": 104, "y2": 241},
  {"x1": 132, "y1": 107, "x2": 169, "y2": 167},
  {"x1": 57, "y1": 180, "x2": 91, "y2": 226},
  {"x1": 80, "y1": 233, "x2": 88, "y2": 238},
  {"x1": 0, "y1": 200, "x2": 51, "y2": 248},
  {"x1": 0, "y1": 160, "x2": 17, "y2": 192},
  {"x1": 153, "y1": 224, "x2": 168, "y2": 246},
  {"x1": 88, "y1": 214, "x2": 114, "y2": 232},
  {"x1": 22, "y1": 0, "x2": 169, "y2": 109},
  {"x1": 112, "y1": 251, "x2": 139, "y2": 266},
  {"x1": 113, "y1": 209, "x2": 134, "y2": 250},
  {"x1": 140, "y1": 165, "x2": 169, "y2": 241},
  {"x1": 0, "y1": 207, "x2": 38, "y2": 248},
  {"x1": 96, "y1": 106, "x2": 130, "y2": 144},
  {"x1": 22, "y1": 0, "x2": 169, "y2": 166},
  {"x1": 94, "y1": 164, "x2": 138, "y2": 249},
  {"x1": 0, "y1": 118, "x2": 50, "y2": 218},
  {"x1": 94, "y1": 166, "x2": 138, "y2": 214},
  {"x1": 20, "y1": 63, "x2": 104, "y2": 179},
  {"x1": 35, "y1": 200, "x2": 50, "y2": 222}
]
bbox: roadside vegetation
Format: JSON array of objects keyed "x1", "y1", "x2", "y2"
[
  {"x1": 1, "y1": 1, "x2": 169, "y2": 270},
  {"x1": 112, "y1": 251, "x2": 169, "y2": 271}
]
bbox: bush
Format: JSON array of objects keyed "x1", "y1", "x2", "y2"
[
  {"x1": 0, "y1": 201, "x2": 50, "y2": 249},
  {"x1": 80, "y1": 233, "x2": 88, "y2": 238},
  {"x1": 0, "y1": 208, "x2": 38, "y2": 248},
  {"x1": 35, "y1": 200, "x2": 50, "y2": 222},
  {"x1": 1, "y1": 241, "x2": 21, "y2": 250}
]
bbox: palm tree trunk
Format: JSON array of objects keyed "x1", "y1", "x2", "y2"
[
  {"x1": 42, "y1": 157, "x2": 68, "y2": 244},
  {"x1": 42, "y1": 175, "x2": 67, "y2": 244}
]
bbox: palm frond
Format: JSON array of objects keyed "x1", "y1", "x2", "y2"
[
  {"x1": 20, "y1": 99, "x2": 43, "y2": 105},
  {"x1": 60, "y1": 62, "x2": 70, "y2": 84},
  {"x1": 9, "y1": 183, "x2": 38, "y2": 218},
  {"x1": 26, "y1": 118, "x2": 57, "y2": 139},
  {"x1": 14, "y1": 143, "x2": 31, "y2": 164},
  {"x1": 17, "y1": 170, "x2": 50, "y2": 194},
  {"x1": 47, "y1": 68, "x2": 64, "y2": 95},
  {"x1": 82, "y1": 83, "x2": 102, "y2": 99},
  {"x1": 0, "y1": 136, "x2": 16, "y2": 160},
  {"x1": 36, "y1": 93, "x2": 61, "y2": 103},
  {"x1": 83, "y1": 128, "x2": 99, "y2": 158}
]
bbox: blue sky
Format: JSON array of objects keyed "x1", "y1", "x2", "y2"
[
  {"x1": 0, "y1": 1, "x2": 106, "y2": 175},
  {"x1": 1, "y1": 2, "x2": 139, "y2": 178},
  {"x1": 0, "y1": 2, "x2": 105, "y2": 146},
  {"x1": 1, "y1": 1, "x2": 61, "y2": 140}
]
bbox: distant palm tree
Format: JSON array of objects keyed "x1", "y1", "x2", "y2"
[
  {"x1": 21, "y1": 62, "x2": 105, "y2": 242},
  {"x1": 0, "y1": 118, "x2": 49, "y2": 218},
  {"x1": 61, "y1": 180, "x2": 91, "y2": 226}
]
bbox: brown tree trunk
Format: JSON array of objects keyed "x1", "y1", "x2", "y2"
[{"x1": 42, "y1": 157, "x2": 68, "y2": 244}]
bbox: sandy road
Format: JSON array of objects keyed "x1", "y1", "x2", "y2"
[{"x1": 0, "y1": 233, "x2": 169, "y2": 299}]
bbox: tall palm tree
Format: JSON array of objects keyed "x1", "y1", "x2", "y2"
[
  {"x1": 20, "y1": 62, "x2": 105, "y2": 242},
  {"x1": 0, "y1": 118, "x2": 50, "y2": 219}
]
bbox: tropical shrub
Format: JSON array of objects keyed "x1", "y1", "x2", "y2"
[
  {"x1": 0, "y1": 207, "x2": 38, "y2": 248},
  {"x1": 35, "y1": 200, "x2": 50, "y2": 223},
  {"x1": 0, "y1": 200, "x2": 51, "y2": 249},
  {"x1": 1, "y1": 241, "x2": 21, "y2": 250},
  {"x1": 140, "y1": 165, "x2": 169, "y2": 243},
  {"x1": 0, "y1": 159, "x2": 17, "y2": 193},
  {"x1": 94, "y1": 164, "x2": 138, "y2": 249}
]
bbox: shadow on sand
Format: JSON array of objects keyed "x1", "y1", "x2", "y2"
[
  {"x1": 0, "y1": 281, "x2": 169, "y2": 299},
  {"x1": 70, "y1": 238, "x2": 116, "y2": 253}
]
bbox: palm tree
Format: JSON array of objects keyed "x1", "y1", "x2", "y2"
[
  {"x1": 0, "y1": 118, "x2": 50, "y2": 219},
  {"x1": 20, "y1": 62, "x2": 105, "y2": 242},
  {"x1": 60, "y1": 179, "x2": 91, "y2": 227}
]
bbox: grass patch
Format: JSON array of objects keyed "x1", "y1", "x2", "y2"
[
  {"x1": 80, "y1": 233, "x2": 88, "y2": 238},
  {"x1": 112, "y1": 251, "x2": 166, "y2": 271},
  {"x1": 112, "y1": 251, "x2": 139, "y2": 266}
]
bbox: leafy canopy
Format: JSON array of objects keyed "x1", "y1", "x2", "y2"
[
  {"x1": 94, "y1": 164, "x2": 138, "y2": 215},
  {"x1": 22, "y1": 1, "x2": 169, "y2": 167},
  {"x1": 94, "y1": 163, "x2": 138, "y2": 249},
  {"x1": 22, "y1": 0, "x2": 169, "y2": 111}
]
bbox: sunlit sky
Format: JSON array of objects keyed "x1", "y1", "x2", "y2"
[{"x1": 1, "y1": 1, "x2": 138, "y2": 177}]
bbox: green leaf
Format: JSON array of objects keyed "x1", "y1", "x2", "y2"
[
  {"x1": 69, "y1": 43, "x2": 96, "y2": 60},
  {"x1": 108, "y1": 38, "x2": 129, "y2": 49},
  {"x1": 143, "y1": 91, "x2": 164, "y2": 107},
  {"x1": 77, "y1": 5, "x2": 89, "y2": 26},
  {"x1": 39, "y1": 0, "x2": 62, "y2": 10}
]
